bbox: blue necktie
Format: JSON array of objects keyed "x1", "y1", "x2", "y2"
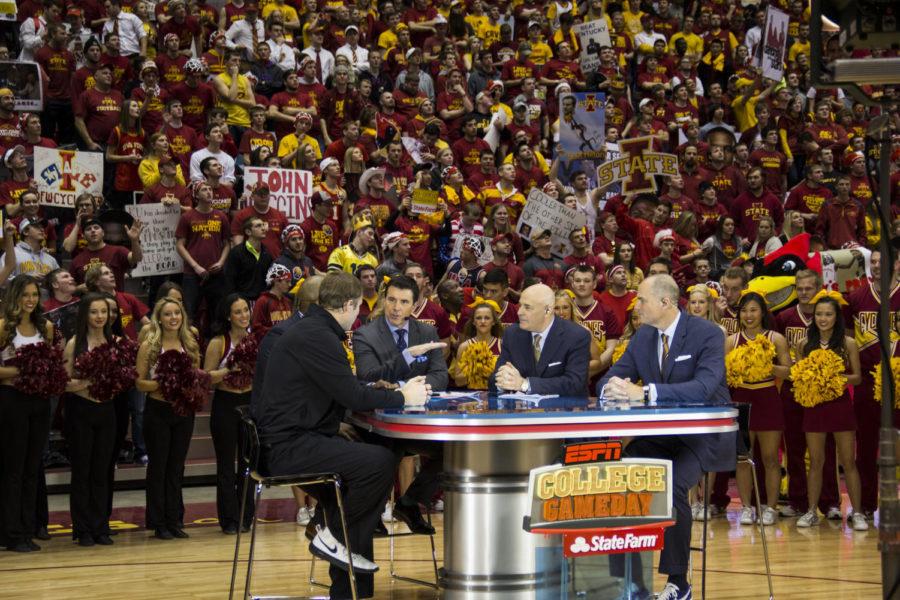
[{"x1": 396, "y1": 329, "x2": 407, "y2": 352}]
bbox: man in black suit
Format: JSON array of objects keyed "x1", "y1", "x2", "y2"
[
  {"x1": 490, "y1": 283, "x2": 591, "y2": 396},
  {"x1": 598, "y1": 274, "x2": 736, "y2": 600},
  {"x1": 352, "y1": 275, "x2": 447, "y2": 534},
  {"x1": 253, "y1": 272, "x2": 429, "y2": 600}
]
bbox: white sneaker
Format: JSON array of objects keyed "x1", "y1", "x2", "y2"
[
  {"x1": 432, "y1": 499, "x2": 444, "y2": 512},
  {"x1": 779, "y1": 505, "x2": 799, "y2": 518},
  {"x1": 692, "y1": 503, "x2": 717, "y2": 521},
  {"x1": 309, "y1": 526, "x2": 379, "y2": 574},
  {"x1": 797, "y1": 510, "x2": 820, "y2": 528},
  {"x1": 761, "y1": 506, "x2": 778, "y2": 526},
  {"x1": 850, "y1": 511, "x2": 869, "y2": 531},
  {"x1": 826, "y1": 506, "x2": 843, "y2": 520},
  {"x1": 739, "y1": 506, "x2": 756, "y2": 525},
  {"x1": 691, "y1": 502, "x2": 702, "y2": 520},
  {"x1": 295, "y1": 506, "x2": 313, "y2": 526},
  {"x1": 381, "y1": 502, "x2": 393, "y2": 522}
]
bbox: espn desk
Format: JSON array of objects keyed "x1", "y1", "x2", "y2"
[{"x1": 355, "y1": 397, "x2": 737, "y2": 599}]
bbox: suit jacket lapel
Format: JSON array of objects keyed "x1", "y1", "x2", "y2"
[
  {"x1": 662, "y1": 314, "x2": 687, "y2": 382},
  {"x1": 536, "y1": 320, "x2": 559, "y2": 373},
  {"x1": 651, "y1": 329, "x2": 663, "y2": 382}
]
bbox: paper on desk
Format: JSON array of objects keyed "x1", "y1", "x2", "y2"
[
  {"x1": 430, "y1": 391, "x2": 482, "y2": 401},
  {"x1": 497, "y1": 392, "x2": 559, "y2": 403}
]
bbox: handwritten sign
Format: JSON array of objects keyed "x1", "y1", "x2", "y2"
[
  {"x1": 573, "y1": 19, "x2": 612, "y2": 75},
  {"x1": 516, "y1": 188, "x2": 586, "y2": 257},
  {"x1": 760, "y1": 6, "x2": 789, "y2": 81},
  {"x1": 125, "y1": 203, "x2": 183, "y2": 277},
  {"x1": 411, "y1": 188, "x2": 439, "y2": 214},
  {"x1": 243, "y1": 167, "x2": 313, "y2": 224},
  {"x1": 34, "y1": 148, "x2": 103, "y2": 209}
]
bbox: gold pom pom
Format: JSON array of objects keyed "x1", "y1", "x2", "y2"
[
  {"x1": 343, "y1": 341, "x2": 356, "y2": 375},
  {"x1": 457, "y1": 340, "x2": 497, "y2": 390},
  {"x1": 611, "y1": 340, "x2": 629, "y2": 365},
  {"x1": 725, "y1": 335, "x2": 776, "y2": 387},
  {"x1": 872, "y1": 358, "x2": 900, "y2": 409},
  {"x1": 790, "y1": 349, "x2": 847, "y2": 408}
]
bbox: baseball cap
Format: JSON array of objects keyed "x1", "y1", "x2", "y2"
[{"x1": 3, "y1": 144, "x2": 24, "y2": 167}]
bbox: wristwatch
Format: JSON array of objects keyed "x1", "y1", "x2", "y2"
[{"x1": 643, "y1": 385, "x2": 650, "y2": 405}]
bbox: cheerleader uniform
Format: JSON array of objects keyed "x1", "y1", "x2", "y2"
[
  {"x1": 729, "y1": 331, "x2": 784, "y2": 431},
  {"x1": 209, "y1": 333, "x2": 253, "y2": 532},
  {"x1": 800, "y1": 345, "x2": 856, "y2": 432},
  {"x1": 65, "y1": 367, "x2": 117, "y2": 544},
  {"x1": 0, "y1": 328, "x2": 50, "y2": 551},
  {"x1": 144, "y1": 351, "x2": 195, "y2": 534}
]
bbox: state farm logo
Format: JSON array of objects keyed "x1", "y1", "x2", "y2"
[{"x1": 564, "y1": 528, "x2": 665, "y2": 557}]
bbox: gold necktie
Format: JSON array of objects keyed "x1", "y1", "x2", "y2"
[
  {"x1": 660, "y1": 333, "x2": 669, "y2": 367},
  {"x1": 533, "y1": 334, "x2": 542, "y2": 364}
]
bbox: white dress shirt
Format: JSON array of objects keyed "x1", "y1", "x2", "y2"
[
  {"x1": 301, "y1": 45, "x2": 335, "y2": 83},
  {"x1": 102, "y1": 12, "x2": 147, "y2": 57},
  {"x1": 648, "y1": 311, "x2": 681, "y2": 404},
  {"x1": 336, "y1": 43, "x2": 370, "y2": 75},
  {"x1": 225, "y1": 18, "x2": 266, "y2": 61},
  {"x1": 18, "y1": 16, "x2": 46, "y2": 61},
  {"x1": 266, "y1": 39, "x2": 297, "y2": 72},
  {"x1": 189, "y1": 148, "x2": 236, "y2": 184}
]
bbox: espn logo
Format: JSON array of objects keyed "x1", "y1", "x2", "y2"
[
  {"x1": 563, "y1": 441, "x2": 623, "y2": 465},
  {"x1": 563, "y1": 529, "x2": 665, "y2": 557}
]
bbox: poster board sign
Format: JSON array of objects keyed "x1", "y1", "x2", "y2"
[
  {"x1": 124, "y1": 203, "x2": 183, "y2": 277},
  {"x1": 0, "y1": 1, "x2": 17, "y2": 22},
  {"x1": 242, "y1": 167, "x2": 313, "y2": 224},
  {"x1": 573, "y1": 19, "x2": 612, "y2": 75},
  {"x1": 819, "y1": 247, "x2": 871, "y2": 295},
  {"x1": 0, "y1": 61, "x2": 42, "y2": 110},
  {"x1": 411, "y1": 188, "x2": 439, "y2": 214},
  {"x1": 596, "y1": 136, "x2": 679, "y2": 195},
  {"x1": 516, "y1": 188, "x2": 586, "y2": 257},
  {"x1": 34, "y1": 147, "x2": 103, "y2": 209},
  {"x1": 558, "y1": 92, "x2": 606, "y2": 187},
  {"x1": 760, "y1": 6, "x2": 789, "y2": 81}
]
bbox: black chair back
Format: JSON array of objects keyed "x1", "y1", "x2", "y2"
[
  {"x1": 734, "y1": 402, "x2": 752, "y2": 458},
  {"x1": 236, "y1": 405, "x2": 261, "y2": 476}
]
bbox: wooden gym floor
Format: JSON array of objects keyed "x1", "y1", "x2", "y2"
[{"x1": 0, "y1": 486, "x2": 884, "y2": 599}]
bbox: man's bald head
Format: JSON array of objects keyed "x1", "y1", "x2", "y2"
[
  {"x1": 517, "y1": 283, "x2": 556, "y2": 332},
  {"x1": 636, "y1": 274, "x2": 681, "y2": 329}
]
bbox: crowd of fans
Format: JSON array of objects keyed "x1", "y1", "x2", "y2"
[{"x1": 0, "y1": 0, "x2": 898, "y2": 557}]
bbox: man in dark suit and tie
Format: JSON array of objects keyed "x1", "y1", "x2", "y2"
[
  {"x1": 352, "y1": 275, "x2": 448, "y2": 534},
  {"x1": 490, "y1": 283, "x2": 591, "y2": 396},
  {"x1": 598, "y1": 274, "x2": 736, "y2": 600}
]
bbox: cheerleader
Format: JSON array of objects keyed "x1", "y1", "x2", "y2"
[
  {"x1": 726, "y1": 292, "x2": 791, "y2": 527},
  {"x1": 0, "y1": 275, "x2": 58, "y2": 552},
  {"x1": 136, "y1": 297, "x2": 202, "y2": 540},
  {"x1": 203, "y1": 293, "x2": 254, "y2": 534},
  {"x1": 553, "y1": 291, "x2": 603, "y2": 378},
  {"x1": 63, "y1": 293, "x2": 121, "y2": 546},
  {"x1": 793, "y1": 293, "x2": 867, "y2": 530},
  {"x1": 451, "y1": 301, "x2": 502, "y2": 390}
]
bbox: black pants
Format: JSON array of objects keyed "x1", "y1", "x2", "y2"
[
  {"x1": 360, "y1": 432, "x2": 442, "y2": 506},
  {"x1": 182, "y1": 272, "x2": 231, "y2": 333},
  {"x1": 41, "y1": 100, "x2": 76, "y2": 146},
  {"x1": 65, "y1": 394, "x2": 116, "y2": 540},
  {"x1": 265, "y1": 432, "x2": 397, "y2": 600},
  {"x1": 143, "y1": 398, "x2": 194, "y2": 531},
  {"x1": 0, "y1": 386, "x2": 50, "y2": 546},
  {"x1": 610, "y1": 436, "x2": 702, "y2": 579},
  {"x1": 210, "y1": 389, "x2": 254, "y2": 530}
]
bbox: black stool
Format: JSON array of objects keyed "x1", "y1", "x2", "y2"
[
  {"x1": 691, "y1": 402, "x2": 774, "y2": 599},
  {"x1": 229, "y1": 406, "x2": 358, "y2": 600}
]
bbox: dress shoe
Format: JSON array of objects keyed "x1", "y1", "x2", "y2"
[
  {"x1": 78, "y1": 535, "x2": 95, "y2": 547},
  {"x1": 374, "y1": 521, "x2": 388, "y2": 537},
  {"x1": 27, "y1": 540, "x2": 41, "y2": 551},
  {"x1": 34, "y1": 527, "x2": 51, "y2": 541},
  {"x1": 170, "y1": 528, "x2": 190, "y2": 539},
  {"x1": 222, "y1": 524, "x2": 238, "y2": 535},
  {"x1": 94, "y1": 534, "x2": 114, "y2": 546},
  {"x1": 154, "y1": 528, "x2": 174, "y2": 540},
  {"x1": 7, "y1": 542, "x2": 32, "y2": 553},
  {"x1": 240, "y1": 523, "x2": 251, "y2": 533},
  {"x1": 393, "y1": 501, "x2": 435, "y2": 535}
]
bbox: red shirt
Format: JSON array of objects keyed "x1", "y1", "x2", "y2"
[
  {"x1": 816, "y1": 197, "x2": 866, "y2": 249},
  {"x1": 70, "y1": 244, "x2": 132, "y2": 290},
  {"x1": 695, "y1": 200, "x2": 728, "y2": 240},
  {"x1": 322, "y1": 88, "x2": 361, "y2": 140},
  {"x1": 231, "y1": 205, "x2": 289, "y2": 257},
  {"x1": 270, "y1": 89, "x2": 313, "y2": 138},
  {"x1": 158, "y1": 16, "x2": 200, "y2": 52},
  {"x1": 143, "y1": 181, "x2": 192, "y2": 208},
  {"x1": 116, "y1": 291, "x2": 149, "y2": 341},
  {"x1": 74, "y1": 88, "x2": 124, "y2": 144},
  {"x1": 0, "y1": 178, "x2": 31, "y2": 208},
  {"x1": 251, "y1": 291, "x2": 293, "y2": 332},
  {"x1": 107, "y1": 127, "x2": 146, "y2": 192},
  {"x1": 452, "y1": 137, "x2": 492, "y2": 177},
  {"x1": 749, "y1": 148, "x2": 789, "y2": 195},
  {"x1": 170, "y1": 82, "x2": 215, "y2": 131},
  {"x1": 155, "y1": 53, "x2": 188, "y2": 89},
  {"x1": 99, "y1": 53, "x2": 133, "y2": 91},
  {"x1": 130, "y1": 87, "x2": 171, "y2": 135},
  {"x1": 598, "y1": 290, "x2": 636, "y2": 332},
  {"x1": 61, "y1": 223, "x2": 88, "y2": 258},
  {"x1": 574, "y1": 299, "x2": 623, "y2": 342},
  {"x1": 730, "y1": 190, "x2": 785, "y2": 240},
  {"x1": 436, "y1": 90, "x2": 469, "y2": 142},
  {"x1": 238, "y1": 129, "x2": 277, "y2": 157},
  {"x1": 300, "y1": 216, "x2": 339, "y2": 271},
  {"x1": 175, "y1": 208, "x2": 231, "y2": 273},
  {"x1": 395, "y1": 214, "x2": 435, "y2": 275},
  {"x1": 35, "y1": 46, "x2": 75, "y2": 100},
  {"x1": 785, "y1": 181, "x2": 833, "y2": 228},
  {"x1": 700, "y1": 163, "x2": 746, "y2": 209},
  {"x1": 162, "y1": 122, "x2": 199, "y2": 171},
  {"x1": 850, "y1": 174, "x2": 874, "y2": 207},
  {"x1": 0, "y1": 115, "x2": 21, "y2": 150},
  {"x1": 411, "y1": 299, "x2": 454, "y2": 339},
  {"x1": 541, "y1": 59, "x2": 582, "y2": 85}
]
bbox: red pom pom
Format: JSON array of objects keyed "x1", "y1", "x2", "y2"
[
  {"x1": 13, "y1": 342, "x2": 68, "y2": 399},
  {"x1": 154, "y1": 349, "x2": 209, "y2": 416},
  {"x1": 74, "y1": 341, "x2": 139, "y2": 402},
  {"x1": 223, "y1": 330, "x2": 263, "y2": 389}
]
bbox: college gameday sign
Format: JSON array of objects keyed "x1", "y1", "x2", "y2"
[{"x1": 524, "y1": 441, "x2": 673, "y2": 534}]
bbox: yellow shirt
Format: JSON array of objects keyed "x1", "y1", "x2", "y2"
[
  {"x1": 327, "y1": 245, "x2": 378, "y2": 273},
  {"x1": 262, "y1": 2, "x2": 298, "y2": 22},
  {"x1": 477, "y1": 21, "x2": 502, "y2": 48},
  {"x1": 731, "y1": 93, "x2": 762, "y2": 133},
  {"x1": 622, "y1": 10, "x2": 645, "y2": 38},
  {"x1": 529, "y1": 40, "x2": 553, "y2": 67},
  {"x1": 215, "y1": 72, "x2": 252, "y2": 127},
  {"x1": 378, "y1": 29, "x2": 398, "y2": 51},
  {"x1": 788, "y1": 40, "x2": 810, "y2": 64},
  {"x1": 669, "y1": 32, "x2": 704, "y2": 59},
  {"x1": 138, "y1": 157, "x2": 185, "y2": 189},
  {"x1": 465, "y1": 14, "x2": 489, "y2": 32},
  {"x1": 503, "y1": 151, "x2": 550, "y2": 175},
  {"x1": 277, "y1": 133, "x2": 322, "y2": 166}
]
